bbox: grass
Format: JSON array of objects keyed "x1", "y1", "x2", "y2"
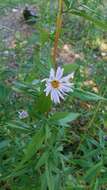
[{"x1": 0, "y1": 0, "x2": 107, "y2": 190}]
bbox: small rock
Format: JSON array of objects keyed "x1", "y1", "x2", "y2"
[
  {"x1": 104, "y1": 136, "x2": 107, "y2": 141},
  {"x1": 12, "y1": 8, "x2": 18, "y2": 13},
  {"x1": 4, "y1": 50, "x2": 9, "y2": 56}
]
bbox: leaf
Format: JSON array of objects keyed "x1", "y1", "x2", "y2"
[
  {"x1": 64, "y1": 0, "x2": 75, "y2": 9},
  {"x1": 0, "y1": 83, "x2": 10, "y2": 103},
  {"x1": 36, "y1": 93, "x2": 52, "y2": 113},
  {"x1": 82, "y1": 149, "x2": 100, "y2": 159},
  {"x1": 15, "y1": 126, "x2": 45, "y2": 170},
  {"x1": 83, "y1": 161, "x2": 102, "y2": 182},
  {"x1": 63, "y1": 63, "x2": 78, "y2": 74},
  {"x1": 93, "y1": 179, "x2": 99, "y2": 190},
  {"x1": 0, "y1": 69, "x2": 16, "y2": 80},
  {"x1": 45, "y1": 125, "x2": 51, "y2": 141},
  {"x1": 35, "y1": 151, "x2": 49, "y2": 170},
  {"x1": 45, "y1": 164, "x2": 54, "y2": 190},
  {"x1": 59, "y1": 113, "x2": 80, "y2": 126},
  {"x1": 70, "y1": 9, "x2": 107, "y2": 31},
  {"x1": 71, "y1": 88, "x2": 107, "y2": 101},
  {"x1": 6, "y1": 121, "x2": 30, "y2": 132},
  {"x1": 0, "y1": 140, "x2": 10, "y2": 150},
  {"x1": 40, "y1": 28, "x2": 49, "y2": 46},
  {"x1": 99, "y1": 174, "x2": 107, "y2": 185},
  {"x1": 50, "y1": 112, "x2": 70, "y2": 121},
  {"x1": 50, "y1": 112, "x2": 80, "y2": 126},
  {"x1": 12, "y1": 81, "x2": 39, "y2": 97},
  {"x1": 71, "y1": 159, "x2": 92, "y2": 168},
  {"x1": 64, "y1": 1, "x2": 107, "y2": 31},
  {"x1": 64, "y1": 0, "x2": 71, "y2": 8}
]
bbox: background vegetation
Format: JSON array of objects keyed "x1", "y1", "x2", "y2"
[{"x1": 0, "y1": 0, "x2": 107, "y2": 189}]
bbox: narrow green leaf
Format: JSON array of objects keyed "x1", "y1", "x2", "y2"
[
  {"x1": 71, "y1": 88, "x2": 107, "y2": 101},
  {"x1": 64, "y1": 0, "x2": 75, "y2": 9},
  {"x1": 99, "y1": 175, "x2": 107, "y2": 185},
  {"x1": 93, "y1": 179, "x2": 99, "y2": 190},
  {"x1": 84, "y1": 161, "x2": 102, "y2": 182},
  {"x1": 12, "y1": 81, "x2": 39, "y2": 96},
  {"x1": 7, "y1": 122, "x2": 30, "y2": 132},
  {"x1": 64, "y1": 0, "x2": 71, "y2": 8},
  {"x1": 50, "y1": 112, "x2": 79, "y2": 126},
  {"x1": 59, "y1": 112, "x2": 79, "y2": 125},
  {"x1": 45, "y1": 164, "x2": 54, "y2": 190},
  {"x1": 16, "y1": 126, "x2": 45, "y2": 170},
  {"x1": 70, "y1": 9, "x2": 107, "y2": 31},
  {"x1": 36, "y1": 151, "x2": 49, "y2": 170},
  {"x1": 0, "y1": 83, "x2": 10, "y2": 103},
  {"x1": 50, "y1": 112, "x2": 70, "y2": 121},
  {"x1": 50, "y1": 112, "x2": 79, "y2": 121}
]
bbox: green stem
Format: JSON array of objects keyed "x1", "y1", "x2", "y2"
[{"x1": 52, "y1": 0, "x2": 63, "y2": 69}]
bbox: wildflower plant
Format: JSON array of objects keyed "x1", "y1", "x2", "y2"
[
  {"x1": 0, "y1": 0, "x2": 107, "y2": 190},
  {"x1": 18, "y1": 110, "x2": 29, "y2": 119},
  {"x1": 43, "y1": 67, "x2": 74, "y2": 104}
]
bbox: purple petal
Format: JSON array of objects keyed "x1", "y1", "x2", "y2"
[
  {"x1": 49, "y1": 68, "x2": 55, "y2": 80},
  {"x1": 56, "y1": 67, "x2": 64, "y2": 80},
  {"x1": 51, "y1": 89, "x2": 60, "y2": 104},
  {"x1": 60, "y1": 85, "x2": 71, "y2": 92},
  {"x1": 57, "y1": 90, "x2": 65, "y2": 100},
  {"x1": 18, "y1": 111, "x2": 28, "y2": 119},
  {"x1": 61, "y1": 73, "x2": 74, "y2": 82},
  {"x1": 45, "y1": 85, "x2": 52, "y2": 96}
]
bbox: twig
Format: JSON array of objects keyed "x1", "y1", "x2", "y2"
[{"x1": 0, "y1": 25, "x2": 14, "y2": 32}]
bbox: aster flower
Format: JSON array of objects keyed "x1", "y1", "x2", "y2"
[
  {"x1": 42, "y1": 67, "x2": 74, "y2": 104},
  {"x1": 18, "y1": 110, "x2": 29, "y2": 119}
]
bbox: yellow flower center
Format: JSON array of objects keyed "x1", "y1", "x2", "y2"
[{"x1": 51, "y1": 80, "x2": 60, "y2": 88}]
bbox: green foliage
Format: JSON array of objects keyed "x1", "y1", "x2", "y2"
[
  {"x1": 0, "y1": 83, "x2": 11, "y2": 103},
  {"x1": 0, "y1": 0, "x2": 107, "y2": 189},
  {"x1": 72, "y1": 88, "x2": 107, "y2": 101}
]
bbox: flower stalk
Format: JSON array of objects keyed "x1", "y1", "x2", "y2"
[{"x1": 52, "y1": 0, "x2": 63, "y2": 69}]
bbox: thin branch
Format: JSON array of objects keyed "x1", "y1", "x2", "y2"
[{"x1": 0, "y1": 25, "x2": 14, "y2": 32}]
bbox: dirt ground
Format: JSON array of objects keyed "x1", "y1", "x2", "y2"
[
  {"x1": 0, "y1": 5, "x2": 36, "y2": 48},
  {"x1": 0, "y1": 4, "x2": 83, "y2": 67}
]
